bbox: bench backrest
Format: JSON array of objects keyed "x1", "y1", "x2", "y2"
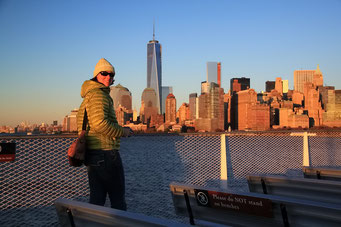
[
  {"x1": 247, "y1": 175, "x2": 341, "y2": 205},
  {"x1": 303, "y1": 166, "x2": 341, "y2": 181},
  {"x1": 170, "y1": 182, "x2": 341, "y2": 227},
  {"x1": 54, "y1": 198, "x2": 187, "y2": 227}
]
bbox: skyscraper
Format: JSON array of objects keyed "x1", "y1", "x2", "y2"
[
  {"x1": 189, "y1": 93, "x2": 197, "y2": 120},
  {"x1": 110, "y1": 84, "x2": 133, "y2": 126},
  {"x1": 196, "y1": 82, "x2": 224, "y2": 132},
  {"x1": 147, "y1": 25, "x2": 162, "y2": 114},
  {"x1": 201, "y1": 81, "x2": 209, "y2": 94},
  {"x1": 140, "y1": 88, "x2": 158, "y2": 124},
  {"x1": 230, "y1": 77, "x2": 250, "y2": 93},
  {"x1": 161, "y1": 86, "x2": 173, "y2": 114},
  {"x1": 165, "y1": 93, "x2": 176, "y2": 124},
  {"x1": 178, "y1": 103, "x2": 190, "y2": 125},
  {"x1": 236, "y1": 89, "x2": 270, "y2": 131},
  {"x1": 110, "y1": 84, "x2": 132, "y2": 110},
  {"x1": 206, "y1": 62, "x2": 221, "y2": 86},
  {"x1": 294, "y1": 70, "x2": 315, "y2": 93},
  {"x1": 265, "y1": 81, "x2": 275, "y2": 92},
  {"x1": 282, "y1": 80, "x2": 289, "y2": 93},
  {"x1": 275, "y1": 77, "x2": 283, "y2": 95},
  {"x1": 294, "y1": 65, "x2": 323, "y2": 93},
  {"x1": 217, "y1": 62, "x2": 221, "y2": 87}
]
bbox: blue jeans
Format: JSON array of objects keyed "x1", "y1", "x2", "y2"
[{"x1": 84, "y1": 149, "x2": 126, "y2": 210}]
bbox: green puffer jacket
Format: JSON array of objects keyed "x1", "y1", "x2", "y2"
[{"x1": 77, "y1": 80, "x2": 123, "y2": 150}]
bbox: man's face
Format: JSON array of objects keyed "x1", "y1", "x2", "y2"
[{"x1": 97, "y1": 71, "x2": 115, "y2": 87}]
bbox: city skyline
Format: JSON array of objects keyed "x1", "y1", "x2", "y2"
[{"x1": 1, "y1": 0, "x2": 341, "y2": 127}]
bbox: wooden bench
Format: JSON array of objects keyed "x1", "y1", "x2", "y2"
[
  {"x1": 54, "y1": 198, "x2": 188, "y2": 227},
  {"x1": 170, "y1": 182, "x2": 341, "y2": 227},
  {"x1": 247, "y1": 175, "x2": 341, "y2": 205},
  {"x1": 303, "y1": 166, "x2": 341, "y2": 181}
]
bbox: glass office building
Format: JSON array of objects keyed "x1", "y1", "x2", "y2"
[
  {"x1": 147, "y1": 38, "x2": 162, "y2": 114},
  {"x1": 161, "y1": 86, "x2": 173, "y2": 114},
  {"x1": 207, "y1": 62, "x2": 217, "y2": 84},
  {"x1": 206, "y1": 62, "x2": 221, "y2": 87}
]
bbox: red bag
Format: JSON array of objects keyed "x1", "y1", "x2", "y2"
[{"x1": 67, "y1": 110, "x2": 88, "y2": 167}]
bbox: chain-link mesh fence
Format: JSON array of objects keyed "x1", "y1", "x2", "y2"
[
  {"x1": 308, "y1": 131, "x2": 341, "y2": 167},
  {"x1": 225, "y1": 132, "x2": 304, "y2": 192},
  {"x1": 120, "y1": 134, "x2": 221, "y2": 222},
  {"x1": 0, "y1": 131, "x2": 340, "y2": 226},
  {"x1": 0, "y1": 136, "x2": 89, "y2": 226}
]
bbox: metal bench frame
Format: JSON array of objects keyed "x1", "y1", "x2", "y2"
[
  {"x1": 303, "y1": 166, "x2": 341, "y2": 181},
  {"x1": 170, "y1": 182, "x2": 341, "y2": 227},
  {"x1": 55, "y1": 198, "x2": 188, "y2": 227}
]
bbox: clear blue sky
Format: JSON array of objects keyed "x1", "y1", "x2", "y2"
[{"x1": 1, "y1": 0, "x2": 340, "y2": 127}]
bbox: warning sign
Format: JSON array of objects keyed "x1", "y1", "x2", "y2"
[
  {"x1": 0, "y1": 143, "x2": 16, "y2": 162},
  {"x1": 195, "y1": 189, "x2": 273, "y2": 218}
]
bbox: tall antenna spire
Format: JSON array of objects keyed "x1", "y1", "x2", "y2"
[{"x1": 153, "y1": 19, "x2": 155, "y2": 41}]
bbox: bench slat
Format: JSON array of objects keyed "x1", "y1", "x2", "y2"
[
  {"x1": 303, "y1": 167, "x2": 341, "y2": 181},
  {"x1": 55, "y1": 198, "x2": 188, "y2": 227},
  {"x1": 247, "y1": 175, "x2": 341, "y2": 205}
]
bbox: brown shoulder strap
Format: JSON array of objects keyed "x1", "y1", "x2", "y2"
[{"x1": 82, "y1": 109, "x2": 88, "y2": 131}]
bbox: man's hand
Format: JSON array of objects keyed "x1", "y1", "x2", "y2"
[{"x1": 122, "y1": 127, "x2": 134, "y2": 137}]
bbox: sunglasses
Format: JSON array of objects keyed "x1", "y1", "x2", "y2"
[{"x1": 100, "y1": 71, "x2": 115, "y2": 78}]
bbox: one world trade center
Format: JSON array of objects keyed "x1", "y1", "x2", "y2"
[{"x1": 147, "y1": 26, "x2": 162, "y2": 114}]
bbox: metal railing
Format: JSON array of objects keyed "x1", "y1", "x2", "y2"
[{"x1": 1, "y1": 130, "x2": 340, "y2": 226}]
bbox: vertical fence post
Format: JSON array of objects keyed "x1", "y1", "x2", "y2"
[
  {"x1": 303, "y1": 132, "x2": 310, "y2": 167},
  {"x1": 290, "y1": 132, "x2": 316, "y2": 167},
  {"x1": 220, "y1": 134, "x2": 228, "y2": 189}
]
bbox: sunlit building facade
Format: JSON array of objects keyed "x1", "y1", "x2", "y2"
[
  {"x1": 201, "y1": 81, "x2": 209, "y2": 94},
  {"x1": 165, "y1": 93, "x2": 176, "y2": 124},
  {"x1": 63, "y1": 109, "x2": 78, "y2": 132},
  {"x1": 282, "y1": 80, "x2": 289, "y2": 93},
  {"x1": 323, "y1": 89, "x2": 341, "y2": 127},
  {"x1": 294, "y1": 70, "x2": 315, "y2": 93},
  {"x1": 236, "y1": 89, "x2": 270, "y2": 131},
  {"x1": 294, "y1": 65, "x2": 322, "y2": 93},
  {"x1": 275, "y1": 77, "x2": 283, "y2": 95},
  {"x1": 178, "y1": 103, "x2": 190, "y2": 125},
  {"x1": 110, "y1": 84, "x2": 132, "y2": 111},
  {"x1": 189, "y1": 93, "x2": 197, "y2": 120},
  {"x1": 196, "y1": 82, "x2": 224, "y2": 132},
  {"x1": 140, "y1": 88, "x2": 158, "y2": 124}
]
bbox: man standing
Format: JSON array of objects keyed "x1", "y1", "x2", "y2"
[{"x1": 77, "y1": 58, "x2": 132, "y2": 210}]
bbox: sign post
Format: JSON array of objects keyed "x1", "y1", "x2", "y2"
[{"x1": 0, "y1": 143, "x2": 16, "y2": 162}]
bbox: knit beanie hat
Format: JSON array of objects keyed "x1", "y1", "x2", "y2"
[{"x1": 93, "y1": 58, "x2": 115, "y2": 78}]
